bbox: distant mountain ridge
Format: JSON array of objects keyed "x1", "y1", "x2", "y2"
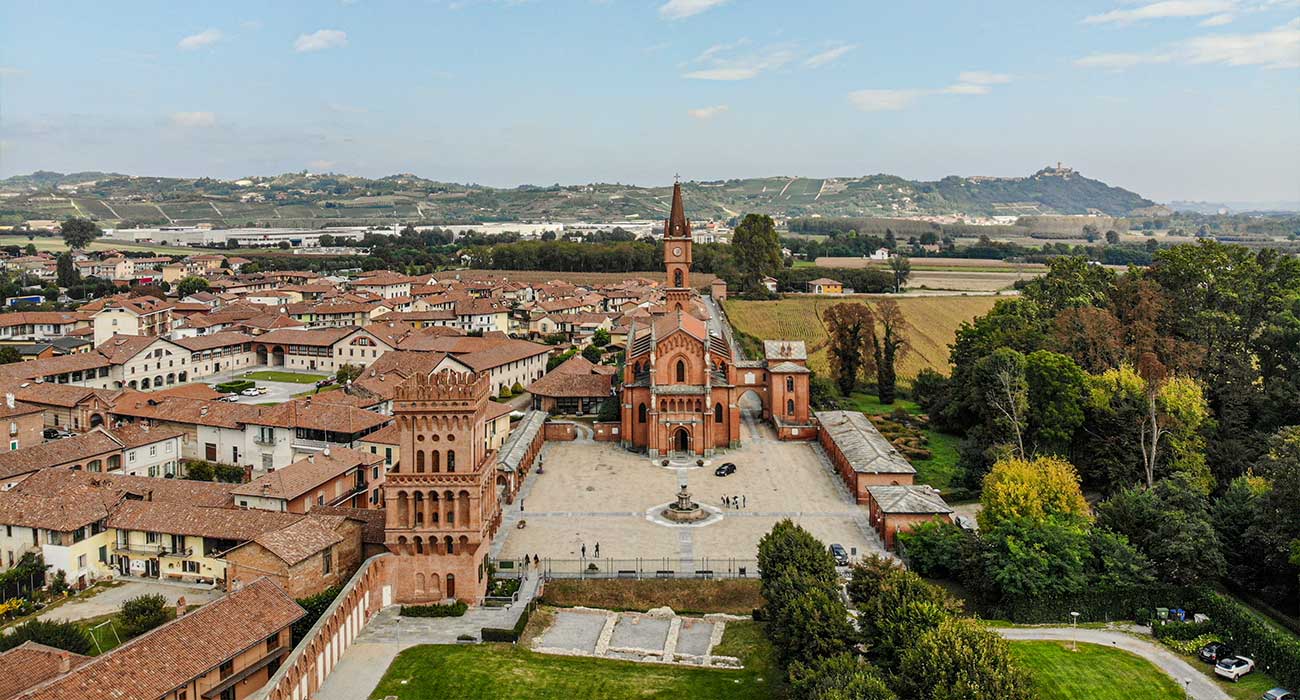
[{"x1": 0, "y1": 166, "x2": 1162, "y2": 227}]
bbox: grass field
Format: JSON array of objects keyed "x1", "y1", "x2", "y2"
[
  {"x1": 724, "y1": 296, "x2": 998, "y2": 382},
  {"x1": 845, "y1": 393, "x2": 963, "y2": 490},
  {"x1": 1010, "y1": 641, "x2": 1182, "y2": 700},
  {"x1": 369, "y1": 622, "x2": 778, "y2": 700},
  {"x1": 539, "y1": 579, "x2": 764, "y2": 616},
  {"x1": 242, "y1": 370, "x2": 328, "y2": 384}
]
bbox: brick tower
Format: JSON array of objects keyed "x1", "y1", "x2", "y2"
[
  {"x1": 663, "y1": 180, "x2": 694, "y2": 312},
  {"x1": 384, "y1": 369, "x2": 500, "y2": 604}
]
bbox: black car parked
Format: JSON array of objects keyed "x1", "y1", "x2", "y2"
[
  {"x1": 714, "y1": 462, "x2": 737, "y2": 477},
  {"x1": 1199, "y1": 641, "x2": 1235, "y2": 664}
]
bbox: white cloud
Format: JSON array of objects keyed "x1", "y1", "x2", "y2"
[
  {"x1": 294, "y1": 29, "x2": 348, "y2": 52},
  {"x1": 1200, "y1": 12, "x2": 1237, "y2": 24},
  {"x1": 848, "y1": 71, "x2": 1012, "y2": 112},
  {"x1": 170, "y1": 111, "x2": 217, "y2": 128},
  {"x1": 659, "y1": 0, "x2": 727, "y2": 20},
  {"x1": 955, "y1": 70, "x2": 1012, "y2": 85},
  {"x1": 687, "y1": 105, "x2": 729, "y2": 119},
  {"x1": 805, "y1": 43, "x2": 858, "y2": 68},
  {"x1": 847, "y1": 89, "x2": 927, "y2": 112},
  {"x1": 178, "y1": 28, "x2": 223, "y2": 50},
  {"x1": 1075, "y1": 18, "x2": 1300, "y2": 69},
  {"x1": 683, "y1": 41, "x2": 795, "y2": 80},
  {"x1": 1084, "y1": 0, "x2": 1237, "y2": 25}
]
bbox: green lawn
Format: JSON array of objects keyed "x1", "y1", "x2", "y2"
[
  {"x1": 844, "y1": 392, "x2": 921, "y2": 415},
  {"x1": 369, "y1": 621, "x2": 780, "y2": 700},
  {"x1": 1010, "y1": 641, "x2": 1182, "y2": 700},
  {"x1": 241, "y1": 370, "x2": 328, "y2": 384},
  {"x1": 844, "y1": 392, "x2": 964, "y2": 491}
]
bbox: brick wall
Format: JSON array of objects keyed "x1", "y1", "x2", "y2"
[
  {"x1": 227, "y1": 520, "x2": 365, "y2": 600},
  {"x1": 592, "y1": 422, "x2": 620, "y2": 442},
  {"x1": 542, "y1": 422, "x2": 576, "y2": 441}
]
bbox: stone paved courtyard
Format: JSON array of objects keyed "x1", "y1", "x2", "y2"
[{"x1": 495, "y1": 418, "x2": 883, "y2": 570}]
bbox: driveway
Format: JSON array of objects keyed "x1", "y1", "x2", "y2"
[
  {"x1": 996, "y1": 627, "x2": 1230, "y2": 700},
  {"x1": 203, "y1": 366, "x2": 322, "y2": 405},
  {"x1": 38, "y1": 580, "x2": 223, "y2": 623}
]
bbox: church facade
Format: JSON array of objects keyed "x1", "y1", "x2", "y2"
[{"x1": 619, "y1": 183, "x2": 813, "y2": 457}]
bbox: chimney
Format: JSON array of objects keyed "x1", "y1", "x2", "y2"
[
  {"x1": 323, "y1": 446, "x2": 330, "y2": 457},
  {"x1": 307, "y1": 454, "x2": 315, "y2": 463},
  {"x1": 176, "y1": 595, "x2": 187, "y2": 618},
  {"x1": 4, "y1": 394, "x2": 12, "y2": 410},
  {"x1": 58, "y1": 653, "x2": 71, "y2": 674}
]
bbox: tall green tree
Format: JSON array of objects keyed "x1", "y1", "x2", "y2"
[
  {"x1": 1096, "y1": 472, "x2": 1224, "y2": 586},
  {"x1": 56, "y1": 252, "x2": 79, "y2": 287},
  {"x1": 894, "y1": 618, "x2": 1033, "y2": 700},
  {"x1": 1023, "y1": 350, "x2": 1086, "y2": 455},
  {"x1": 888, "y1": 254, "x2": 910, "y2": 293},
  {"x1": 731, "y1": 214, "x2": 782, "y2": 294},
  {"x1": 789, "y1": 654, "x2": 896, "y2": 700},
  {"x1": 59, "y1": 217, "x2": 102, "y2": 250},
  {"x1": 868, "y1": 300, "x2": 908, "y2": 404},
  {"x1": 822, "y1": 303, "x2": 876, "y2": 396},
  {"x1": 176, "y1": 276, "x2": 211, "y2": 297}
]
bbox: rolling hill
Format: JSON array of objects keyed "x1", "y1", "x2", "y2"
[{"x1": 0, "y1": 166, "x2": 1158, "y2": 227}]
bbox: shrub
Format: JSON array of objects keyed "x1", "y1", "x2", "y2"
[
  {"x1": 511, "y1": 382, "x2": 525, "y2": 395},
  {"x1": 1199, "y1": 591, "x2": 1300, "y2": 689},
  {"x1": 293, "y1": 586, "x2": 341, "y2": 644},
  {"x1": 498, "y1": 386, "x2": 512, "y2": 399},
  {"x1": 215, "y1": 379, "x2": 254, "y2": 393},
  {"x1": 401, "y1": 601, "x2": 468, "y2": 618},
  {"x1": 119, "y1": 593, "x2": 171, "y2": 637},
  {"x1": 0, "y1": 619, "x2": 92, "y2": 655},
  {"x1": 896, "y1": 520, "x2": 966, "y2": 579}
]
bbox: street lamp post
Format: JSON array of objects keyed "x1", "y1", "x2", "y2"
[{"x1": 1070, "y1": 611, "x2": 1080, "y2": 651}]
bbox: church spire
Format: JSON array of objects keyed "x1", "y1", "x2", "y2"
[{"x1": 666, "y1": 181, "x2": 690, "y2": 239}]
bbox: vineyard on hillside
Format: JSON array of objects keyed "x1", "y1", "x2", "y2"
[{"x1": 723, "y1": 295, "x2": 1001, "y2": 384}]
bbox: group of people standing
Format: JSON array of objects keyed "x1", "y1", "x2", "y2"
[{"x1": 722, "y1": 494, "x2": 747, "y2": 509}]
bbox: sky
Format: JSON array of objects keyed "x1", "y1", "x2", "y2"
[{"x1": 1, "y1": 1, "x2": 1298, "y2": 202}]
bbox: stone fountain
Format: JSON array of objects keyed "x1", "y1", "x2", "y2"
[{"x1": 661, "y1": 484, "x2": 710, "y2": 524}]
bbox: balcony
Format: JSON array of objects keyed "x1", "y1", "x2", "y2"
[{"x1": 253, "y1": 435, "x2": 277, "y2": 446}]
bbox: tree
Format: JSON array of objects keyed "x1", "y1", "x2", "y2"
[
  {"x1": 868, "y1": 300, "x2": 908, "y2": 404},
  {"x1": 1105, "y1": 230, "x2": 1120, "y2": 244},
  {"x1": 56, "y1": 252, "x2": 80, "y2": 287},
  {"x1": 336, "y1": 363, "x2": 363, "y2": 384},
  {"x1": 822, "y1": 303, "x2": 876, "y2": 396},
  {"x1": 888, "y1": 254, "x2": 910, "y2": 293},
  {"x1": 895, "y1": 520, "x2": 965, "y2": 579},
  {"x1": 176, "y1": 276, "x2": 211, "y2": 297},
  {"x1": 591, "y1": 328, "x2": 610, "y2": 347},
  {"x1": 979, "y1": 455, "x2": 1091, "y2": 531},
  {"x1": 0, "y1": 619, "x2": 93, "y2": 655},
  {"x1": 1096, "y1": 472, "x2": 1223, "y2": 586},
  {"x1": 278, "y1": 241, "x2": 291, "y2": 249},
  {"x1": 23, "y1": 243, "x2": 36, "y2": 255},
  {"x1": 119, "y1": 593, "x2": 172, "y2": 637},
  {"x1": 1023, "y1": 350, "x2": 1086, "y2": 454},
  {"x1": 895, "y1": 618, "x2": 1033, "y2": 700},
  {"x1": 581, "y1": 344, "x2": 603, "y2": 363},
  {"x1": 59, "y1": 217, "x2": 101, "y2": 250},
  {"x1": 854, "y1": 568, "x2": 958, "y2": 666},
  {"x1": 731, "y1": 214, "x2": 783, "y2": 294},
  {"x1": 789, "y1": 654, "x2": 897, "y2": 700},
  {"x1": 0, "y1": 347, "x2": 21, "y2": 365},
  {"x1": 975, "y1": 349, "x2": 1028, "y2": 459}
]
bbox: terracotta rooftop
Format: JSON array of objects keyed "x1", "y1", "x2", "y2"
[
  {"x1": 106, "y1": 500, "x2": 303, "y2": 541},
  {"x1": 0, "y1": 431, "x2": 123, "y2": 480},
  {"x1": 231, "y1": 447, "x2": 380, "y2": 501},
  {"x1": 865, "y1": 485, "x2": 953, "y2": 515},
  {"x1": 312, "y1": 505, "x2": 386, "y2": 544},
  {"x1": 11, "y1": 469, "x2": 236, "y2": 508},
  {"x1": 104, "y1": 423, "x2": 186, "y2": 449},
  {"x1": 245, "y1": 514, "x2": 346, "y2": 566},
  {"x1": 172, "y1": 331, "x2": 254, "y2": 352},
  {"x1": 255, "y1": 327, "x2": 356, "y2": 347},
  {"x1": 14, "y1": 578, "x2": 303, "y2": 700},
  {"x1": 0, "y1": 642, "x2": 91, "y2": 700}
]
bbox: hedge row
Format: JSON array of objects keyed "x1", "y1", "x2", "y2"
[
  {"x1": 1199, "y1": 591, "x2": 1300, "y2": 690},
  {"x1": 976, "y1": 586, "x2": 1197, "y2": 624},
  {"x1": 399, "y1": 601, "x2": 467, "y2": 618},
  {"x1": 481, "y1": 598, "x2": 537, "y2": 643},
  {"x1": 215, "y1": 379, "x2": 254, "y2": 393}
]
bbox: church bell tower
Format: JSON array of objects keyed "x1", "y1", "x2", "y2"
[{"x1": 664, "y1": 180, "x2": 693, "y2": 310}]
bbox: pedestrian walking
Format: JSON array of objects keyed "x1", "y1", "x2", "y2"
[
  {"x1": 594, "y1": 542, "x2": 600, "y2": 558},
  {"x1": 742, "y1": 495, "x2": 746, "y2": 509},
  {"x1": 724, "y1": 495, "x2": 730, "y2": 507},
  {"x1": 520, "y1": 499, "x2": 525, "y2": 511},
  {"x1": 581, "y1": 543, "x2": 587, "y2": 559},
  {"x1": 533, "y1": 554, "x2": 539, "y2": 567}
]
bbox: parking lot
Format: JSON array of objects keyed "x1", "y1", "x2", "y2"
[
  {"x1": 201, "y1": 367, "x2": 329, "y2": 405},
  {"x1": 496, "y1": 420, "x2": 883, "y2": 567}
]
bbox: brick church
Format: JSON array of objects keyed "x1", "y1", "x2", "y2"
[{"x1": 619, "y1": 182, "x2": 814, "y2": 457}]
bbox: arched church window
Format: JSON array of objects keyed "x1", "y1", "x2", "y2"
[
  {"x1": 786, "y1": 376, "x2": 794, "y2": 392},
  {"x1": 415, "y1": 451, "x2": 425, "y2": 473},
  {"x1": 676, "y1": 360, "x2": 686, "y2": 382},
  {"x1": 714, "y1": 403, "x2": 723, "y2": 423},
  {"x1": 638, "y1": 403, "x2": 647, "y2": 423},
  {"x1": 674, "y1": 269, "x2": 683, "y2": 287},
  {"x1": 787, "y1": 399, "x2": 795, "y2": 415},
  {"x1": 447, "y1": 451, "x2": 456, "y2": 473}
]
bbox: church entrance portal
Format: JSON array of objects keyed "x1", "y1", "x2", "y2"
[{"x1": 674, "y1": 428, "x2": 690, "y2": 455}]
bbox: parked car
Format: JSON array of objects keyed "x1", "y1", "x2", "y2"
[
  {"x1": 1262, "y1": 689, "x2": 1295, "y2": 700},
  {"x1": 954, "y1": 515, "x2": 977, "y2": 531},
  {"x1": 42, "y1": 428, "x2": 73, "y2": 440},
  {"x1": 255, "y1": 386, "x2": 269, "y2": 395},
  {"x1": 240, "y1": 388, "x2": 260, "y2": 397},
  {"x1": 829, "y1": 543, "x2": 849, "y2": 566},
  {"x1": 315, "y1": 378, "x2": 335, "y2": 388},
  {"x1": 713, "y1": 462, "x2": 737, "y2": 477},
  {"x1": 219, "y1": 394, "x2": 240, "y2": 402},
  {"x1": 1215, "y1": 656, "x2": 1255, "y2": 682},
  {"x1": 1198, "y1": 641, "x2": 1235, "y2": 664}
]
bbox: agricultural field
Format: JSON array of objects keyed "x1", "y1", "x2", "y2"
[
  {"x1": 0, "y1": 235, "x2": 210, "y2": 256},
  {"x1": 724, "y1": 295, "x2": 999, "y2": 381}
]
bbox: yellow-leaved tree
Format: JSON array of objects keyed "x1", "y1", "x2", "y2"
[{"x1": 978, "y1": 455, "x2": 1091, "y2": 530}]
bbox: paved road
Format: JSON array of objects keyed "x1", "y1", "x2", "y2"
[
  {"x1": 204, "y1": 366, "x2": 324, "y2": 405},
  {"x1": 996, "y1": 627, "x2": 1230, "y2": 700}
]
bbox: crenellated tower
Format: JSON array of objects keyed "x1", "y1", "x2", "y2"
[{"x1": 385, "y1": 369, "x2": 500, "y2": 604}]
